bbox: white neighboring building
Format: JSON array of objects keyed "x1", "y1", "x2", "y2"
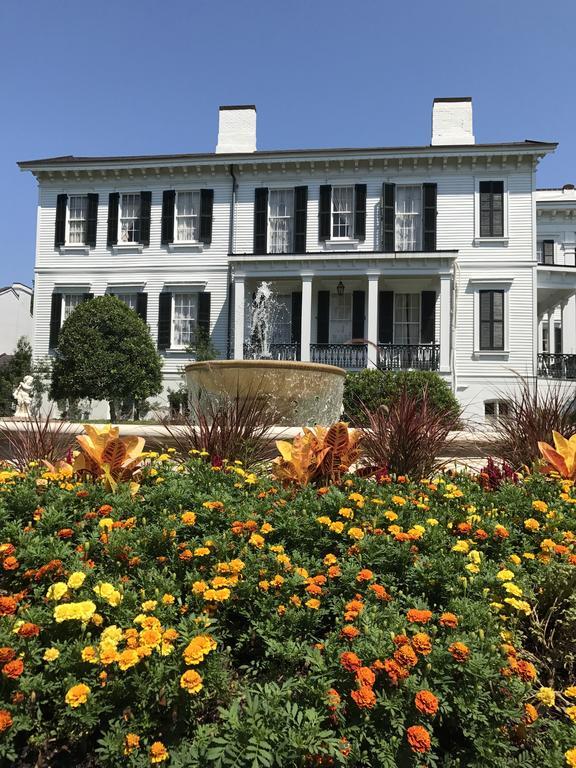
[
  {"x1": 0, "y1": 283, "x2": 33, "y2": 354},
  {"x1": 18, "y1": 99, "x2": 575, "y2": 423}
]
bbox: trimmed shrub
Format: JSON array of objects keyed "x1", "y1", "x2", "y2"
[{"x1": 343, "y1": 369, "x2": 459, "y2": 426}]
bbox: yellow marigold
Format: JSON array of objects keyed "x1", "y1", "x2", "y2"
[
  {"x1": 536, "y1": 687, "x2": 555, "y2": 707},
  {"x1": 504, "y1": 597, "x2": 531, "y2": 614},
  {"x1": 180, "y1": 669, "x2": 203, "y2": 694},
  {"x1": 565, "y1": 706, "x2": 576, "y2": 723},
  {"x1": 183, "y1": 635, "x2": 217, "y2": 665},
  {"x1": 54, "y1": 600, "x2": 96, "y2": 623},
  {"x1": 338, "y1": 507, "x2": 354, "y2": 519},
  {"x1": 452, "y1": 541, "x2": 470, "y2": 553},
  {"x1": 348, "y1": 527, "x2": 364, "y2": 541},
  {"x1": 82, "y1": 646, "x2": 98, "y2": 663},
  {"x1": 532, "y1": 500, "x2": 548, "y2": 513},
  {"x1": 260, "y1": 523, "x2": 273, "y2": 534},
  {"x1": 248, "y1": 533, "x2": 265, "y2": 548},
  {"x1": 306, "y1": 598, "x2": 320, "y2": 610},
  {"x1": 140, "y1": 628, "x2": 162, "y2": 648},
  {"x1": 524, "y1": 518, "x2": 540, "y2": 532},
  {"x1": 496, "y1": 569, "x2": 514, "y2": 581},
  {"x1": 566, "y1": 748, "x2": 576, "y2": 768},
  {"x1": 101, "y1": 625, "x2": 123, "y2": 645},
  {"x1": 181, "y1": 511, "x2": 196, "y2": 525},
  {"x1": 194, "y1": 547, "x2": 210, "y2": 556},
  {"x1": 565, "y1": 686, "x2": 576, "y2": 698},
  {"x1": 124, "y1": 733, "x2": 140, "y2": 756},
  {"x1": 93, "y1": 582, "x2": 122, "y2": 607},
  {"x1": 203, "y1": 588, "x2": 230, "y2": 602},
  {"x1": 65, "y1": 683, "x2": 90, "y2": 708},
  {"x1": 99, "y1": 646, "x2": 119, "y2": 665},
  {"x1": 391, "y1": 495, "x2": 406, "y2": 506},
  {"x1": 117, "y1": 649, "x2": 140, "y2": 670},
  {"x1": 317, "y1": 516, "x2": 331, "y2": 526},
  {"x1": 503, "y1": 582, "x2": 523, "y2": 597},
  {"x1": 150, "y1": 741, "x2": 169, "y2": 764},
  {"x1": 43, "y1": 648, "x2": 60, "y2": 662},
  {"x1": 47, "y1": 582, "x2": 68, "y2": 601},
  {"x1": 99, "y1": 517, "x2": 114, "y2": 529},
  {"x1": 67, "y1": 572, "x2": 86, "y2": 589},
  {"x1": 426, "y1": 518, "x2": 439, "y2": 526},
  {"x1": 141, "y1": 600, "x2": 157, "y2": 612},
  {"x1": 323, "y1": 554, "x2": 337, "y2": 566},
  {"x1": 329, "y1": 521, "x2": 344, "y2": 533},
  {"x1": 162, "y1": 594, "x2": 175, "y2": 604},
  {"x1": 509, "y1": 554, "x2": 521, "y2": 565},
  {"x1": 192, "y1": 580, "x2": 208, "y2": 594}
]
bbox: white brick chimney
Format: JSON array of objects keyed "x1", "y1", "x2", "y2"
[
  {"x1": 431, "y1": 97, "x2": 475, "y2": 146},
  {"x1": 216, "y1": 105, "x2": 257, "y2": 154}
]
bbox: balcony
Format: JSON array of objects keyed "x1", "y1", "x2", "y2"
[
  {"x1": 377, "y1": 344, "x2": 440, "y2": 371},
  {"x1": 537, "y1": 353, "x2": 576, "y2": 379},
  {"x1": 310, "y1": 343, "x2": 368, "y2": 369}
]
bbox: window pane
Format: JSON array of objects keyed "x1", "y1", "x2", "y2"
[
  {"x1": 114, "y1": 293, "x2": 137, "y2": 311},
  {"x1": 120, "y1": 194, "x2": 141, "y2": 242},
  {"x1": 173, "y1": 293, "x2": 198, "y2": 346},
  {"x1": 68, "y1": 195, "x2": 88, "y2": 244},
  {"x1": 331, "y1": 187, "x2": 353, "y2": 239},
  {"x1": 175, "y1": 191, "x2": 200, "y2": 241},
  {"x1": 63, "y1": 294, "x2": 83, "y2": 321},
  {"x1": 394, "y1": 293, "x2": 420, "y2": 344},
  {"x1": 269, "y1": 189, "x2": 294, "y2": 253},
  {"x1": 395, "y1": 186, "x2": 422, "y2": 251}
]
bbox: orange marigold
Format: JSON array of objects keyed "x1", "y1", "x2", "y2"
[
  {"x1": 439, "y1": 612, "x2": 459, "y2": 628},
  {"x1": 2, "y1": 659, "x2": 23, "y2": 678},
  {"x1": 355, "y1": 666, "x2": 376, "y2": 687},
  {"x1": 341, "y1": 625, "x2": 360, "y2": 640},
  {"x1": 393, "y1": 634, "x2": 410, "y2": 647},
  {"x1": 448, "y1": 642, "x2": 470, "y2": 663},
  {"x1": 523, "y1": 703, "x2": 538, "y2": 725},
  {"x1": 124, "y1": 733, "x2": 140, "y2": 755},
  {"x1": 406, "y1": 609, "x2": 432, "y2": 624},
  {"x1": 356, "y1": 569, "x2": 374, "y2": 582},
  {"x1": 517, "y1": 660, "x2": 537, "y2": 682},
  {"x1": 326, "y1": 688, "x2": 341, "y2": 710},
  {"x1": 415, "y1": 690, "x2": 439, "y2": 716},
  {"x1": 351, "y1": 685, "x2": 376, "y2": 709},
  {"x1": 18, "y1": 622, "x2": 40, "y2": 638},
  {"x1": 3, "y1": 557, "x2": 19, "y2": 571},
  {"x1": 340, "y1": 651, "x2": 362, "y2": 672},
  {"x1": 0, "y1": 709, "x2": 13, "y2": 732},
  {"x1": 0, "y1": 647, "x2": 15, "y2": 663},
  {"x1": 406, "y1": 725, "x2": 431, "y2": 753},
  {"x1": 411, "y1": 633, "x2": 432, "y2": 656},
  {"x1": 58, "y1": 529, "x2": 74, "y2": 539},
  {"x1": 394, "y1": 644, "x2": 418, "y2": 668},
  {"x1": 150, "y1": 741, "x2": 169, "y2": 764},
  {"x1": 383, "y1": 658, "x2": 410, "y2": 685},
  {"x1": 369, "y1": 583, "x2": 391, "y2": 601}
]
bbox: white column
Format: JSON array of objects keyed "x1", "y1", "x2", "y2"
[
  {"x1": 300, "y1": 274, "x2": 313, "y2": 362},
  {"x1": 439, "y1": 273, "x2": 451, "y2": 373},
  {"x1": 233, "y1": 276, "x2": 245, "y2": 360},
  {"x1": 546, "y1": 310, "x2": 555, "y2": 353},
  {"x1": 562, "y1": 294, "x2": 576, "y2": 354},
  {"x1": 366, "y1": 273, "x2": 380, "y2": 368}
]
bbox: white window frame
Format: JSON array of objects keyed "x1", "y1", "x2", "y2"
[
  {"x1": 469, "y1": 278, "x2": 513, "y2": 356},
  {"x1": 393, "y1": 293, "x2": 421, "y2": 344},
  {"x1": 61, "y1": 293, "x2": 85, "y2": 326},
  {"x1": 118, "y1": 193, "x2": 141, "y2": 244},
  {"x1": 112, "y1": 293, "x2": 137, "y2": 311},
  {"x1": 484, "y1": 399, "x2": 510, "y2": 424},
  {"x1": 395, "y1": 185, "x2": 423, "y2": 252},
  {"x1": 268, "y1": 189, "x2": 294, "y2": 254},
  {"x1": 331, "y1": 186, "x2": 355, "y2": 240},
  {"x1": 66, "y1": 195, "x2": 89, "y2": 246},
  {"x1": 473, "y1": 177, "x2": 509, "y2": 243},
  {"x1": 174, "y1": 190, "x2": 201, "y2": 244},
  {"x1": 171, "y1": 293, "x2": 198, "y2": 350}
]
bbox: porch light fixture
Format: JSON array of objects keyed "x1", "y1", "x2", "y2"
[{"x1": 336, "y1": 281, "x2": 345, "y2": 296}]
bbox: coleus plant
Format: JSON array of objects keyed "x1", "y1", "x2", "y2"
[{"x1": 538, "y1": 431, "x2": 576, "y2": 479}]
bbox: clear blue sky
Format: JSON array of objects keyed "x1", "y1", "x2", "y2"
[{"x1": 1, "y1": 0, "x2": 574, "y2": 288}]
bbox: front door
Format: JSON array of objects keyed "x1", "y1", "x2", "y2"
[{"x1": 329, "y1": 293, "x2": 352, "y2": 343}]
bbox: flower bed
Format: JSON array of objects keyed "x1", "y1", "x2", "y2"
[{"x1": 1, "y1": 454, "x2": 576, "y2": 766}]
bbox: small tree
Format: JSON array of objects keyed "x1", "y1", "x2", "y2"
[
  {"x1": 50, "y1": 296, "x2": 162, "y2": 422},
  {"x1": 0, "y1": 337, "x2": 33, "y2": 415}
]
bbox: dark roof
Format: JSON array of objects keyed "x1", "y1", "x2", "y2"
[{"x1": 18, "y1": 140, "x2": 557, "y2": 169}]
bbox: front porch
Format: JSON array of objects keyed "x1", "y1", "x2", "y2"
[
  {"x1": 230, "y1": 254, "x2": 454, "y2": 372},
  {"x1": 537, "y1": 268, "x2": 576, "y2": 379}
]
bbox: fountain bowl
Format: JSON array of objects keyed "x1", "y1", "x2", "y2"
[{"x1": 184, "y1": 360, "x2": 346, "y2": 426}]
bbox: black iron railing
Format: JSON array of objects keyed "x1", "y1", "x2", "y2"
[
  {"x1": 537, "y1": 353, "x2": 576, "y2": 379},
  {"x1": 243, "y1": 343, "x2": 300, "y2": 361},
  {"x1": 310, "y1": 343, "x2": 368, "y2": 369},
  {"x1": 377, "y1": 344, "x2": 440, "y2": 371}
]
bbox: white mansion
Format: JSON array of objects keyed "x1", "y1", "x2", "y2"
[{"x1": 18, "y1": 99, "x2": 576, "y2": 421}]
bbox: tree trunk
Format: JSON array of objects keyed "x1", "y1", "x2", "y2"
[{"x1": 109, "y1": 400, "x2": 117, "y2": 422}]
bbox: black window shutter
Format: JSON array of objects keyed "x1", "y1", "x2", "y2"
[
  {"x1": 291, "y1": 292, "x2": 302, "y2": 343},
  {"x1": 161, "y1": 190, "x2": 175, "y2": 245},
  {"x1": 157, "y1": 293, "x2": 172, "y2": 350},
  {"x1": 140, "y1": 191, "x2": 152, "y2": 246},
  {"x1": 82, "y1": 293, "x2": 93, "y2": 302},
  {"x1": 378, "y1": 290, "x2": 394, "y2": 343},
  {"x1": 317, "y1": 290, "x2": 330, "y2": 343},
  {"x1": 136, "y1": 292, "x2": 148, "y2": 322},
  {"x1": 86, "y1": 194, "x2": 98, "y2": 248},
  {"x1": 352, "y1": 290, "x2": 365, "y2": 339},
  {"x1": 420, "y1": 291, "x2": 436, "y2": 343},
  {"x1": 107, "y1": 193, "x2": 119, "y2": 247},
  {"x1": 254, "y1": 187, "x2": 268, "y2": 254},
  {"x1": 383, "y1": 183, "x2": 395, "y2": 252},
  {"x1": 198, "y1": 292, "x2": 211, "y2": 335},
  {"x1": 319, "y1": 185, "x2": 331, "y2": 241},
  {"x1": 543, "y1": 239, "x2": 554, "y2": 265},
  {"x1": 54, "y1": 194, "x2": 67, "y2": 248},
  {"x1": 199, "y1": 189, "x2": 214, "y2": 244},
  {"x1": 354, "y1": 184, "x2": 367, "y2": 241},
  {"x1": 294, "y1": 186, "x2": 308, "y2": 252},
  {"x1": 49, "y1": 293, "x2": 62, "y2": 348},
  {"x1": 422, "y1": 184, "x2": 437, "y2": 251}
]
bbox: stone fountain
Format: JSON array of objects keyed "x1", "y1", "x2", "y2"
[{"x1": 185, "y1": 282, "x2": 346, "y2": 426}]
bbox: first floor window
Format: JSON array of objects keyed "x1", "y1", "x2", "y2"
[
  {"x1": 269, "y1": 190, "x2": 294, "y2": 253},
  {"x1": 331, "y1": 186, "x2": 354, "y2": 239},
  {"x1": 175, "y1": 191, "x2": 200, "y2": 242},
  {"x1": 479, "y1": 181, "x2": 504, "y2": 238},
  {"x1": 120, "y1": 193, "x2": 141, "y2": 243},
  {"x1": 394, "y1": 293, "x2": 420, "y2": 344},
  {"x1": 542, "y1": 324, "x2": 549, "y2": 353},
  {"x1": 479, "y1": 290, "x2": 504, "y2": 350},
  {"x1": 113, "y1": 293, "x2": 137, "y2": 311},
  {"x1": 395, "y1": 186, "x2": 422, "y2": 251},
  {"x1": 172, "y1": 293, "x2": 198, "y2": 348},
  {"x1": 67, "y1": 195, "x2": 88, "y2": 244},
  {"x1": 555, "y1": 321, "x2": 562, "y2": 354},
  {"x1": 63, "y1": 294, "x2": 84, "y2": 323}
]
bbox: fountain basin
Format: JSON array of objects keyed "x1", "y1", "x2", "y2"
[{"x1": 184, "y1": 360, "x2": 346, "y2": 426}]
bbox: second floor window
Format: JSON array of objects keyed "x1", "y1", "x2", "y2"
[
  {"x1": 269, "y1": 190, "x2": 294, "y2": 253},
  {"x1": 538, "y1": 239, "x2": 555, "y2": 265},
  {"x1": 175, "y1": 191, "x2": 200, "y2": 242},
  {"x1": 479, "y1": 181, "x2": 504, "y2": 238},
  {"x1": 332, "y1": 187, "x2": 354, "y2": 239},
  {"x1": 113, "y1": 293, "x2": 137, "y2": 311},
  {"x1": 396, "y1": 186, "x2": 422, "y2": 251},
  {"x1": 67, "y1": 196, "x2": 88, "y2": 244},
  {"x1": 479, "y1": 289, "x2": 504, "y2": 350},
  {"x1": 120, "y1": 193, "x2": 141, "y2": 243}
]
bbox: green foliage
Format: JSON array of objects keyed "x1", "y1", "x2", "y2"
[
  {"x1": 186, "y1": 328, "x2": 219, "y2": 362},
  {"x1": 49, "y1": 296, "x2": 162, "y2": 420},
  {"x1": 1, "y1": 457, "x2": 576, "y2": 766},
  {"x1": 343, "y1": 369, "x2": 460, "y2": 426},
  {"x1": 0, "y1": 337, "x2": 33, "y2": 415}
]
